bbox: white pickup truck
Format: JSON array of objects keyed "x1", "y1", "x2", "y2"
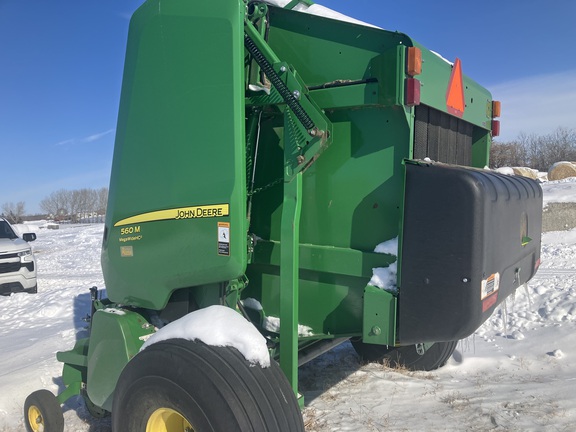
[{"x1": 0, "y1": 217, "x2": 37, "y2": 295}]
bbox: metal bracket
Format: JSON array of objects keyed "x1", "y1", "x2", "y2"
[
  {"x1": 415, "y1": 342, "x2": 434, "y2": 356},
  {"x1": 244, "y1": 19, "x2": 332, "y2": 181}
]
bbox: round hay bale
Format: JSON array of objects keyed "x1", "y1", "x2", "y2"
[
  {"x1": 548, "y1": 161, "x2": 576, "y2": 181},
  {"x1": 511, "y1": 167, "x2": 539, "y2": 179}
]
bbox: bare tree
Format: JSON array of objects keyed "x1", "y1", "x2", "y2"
[
  {"x1": 1, "y1": 202, "x2": 26, "y2": 224},
  {"x1": 491, "y1": 127, "x2": 576, "y2": 171},
  {"x1": 97, "y1": 187, "x2": 108, "y2": 216},
  {"x1": 40, "y1": 187, "x2": 108, "y2": 222},
  {"x1": 490, "y1": 140, "x2": 528, "y2": 168},
  {"x1": 522, "y1": 127, "x2": 576, "y2": 171},
  {"x1": 69, "y1": 190, "x2": 83, "y2": 223},
  {"x1": 73, "y1": 188, "x2": 98, "y2": 222},
  {"x1": 40, "y1": 189, "x2": 71, "y2": 219}
]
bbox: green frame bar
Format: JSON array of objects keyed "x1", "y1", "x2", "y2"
[{"x1": 279, "y1": 173, "x2": 302, "y2": 393}]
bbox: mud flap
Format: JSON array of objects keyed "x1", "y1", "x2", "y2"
[{"x1": 398, "y1": 161, "x2": 542, "y2": 344}]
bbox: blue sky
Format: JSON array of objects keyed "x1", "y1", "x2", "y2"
[{"x1": 2, "y1": 0, "x2": 576, "y2": 214}]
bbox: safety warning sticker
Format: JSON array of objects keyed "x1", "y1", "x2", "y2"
[
  {"x1": 481, "y1": 272, "x2": 500, "y2": 300},
  {"x1": 218, "y1": 222, "x2": 230, "y2": 256}
]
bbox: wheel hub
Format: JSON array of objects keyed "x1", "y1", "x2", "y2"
[
  {"x1": 27, "y1": 405, "x2": 44, "y2": 432},
  {"x1": 146, "y1": 407, "x2": 194, "y2": 432}
]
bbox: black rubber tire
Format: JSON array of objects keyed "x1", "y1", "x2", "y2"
[
  {"x1": 352, "y1": 340, "x2": 458, "y2": 371},
  {"x1": 83, "y1": 393, "x2": 109, "y2": 418},
  {"x1": 25, "y1": 285, "x2": 38, "y2": 294},
  {"x1": 24, "y1": 389, "x2": 64, "y2": 432},
  {"x1": 112, "y1": 338, "x2": 304, "y2": 432}
]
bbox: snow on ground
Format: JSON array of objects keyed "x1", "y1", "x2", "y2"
[
  {"x1": 541, "y1": 176, "x2": 576, "y2": 207},
  {"x1": 1, "y1": 180, "x2": 576, "y2": 431},
  {"x1": 0, "y1": 224, "x2": 105, "y2": 431}
]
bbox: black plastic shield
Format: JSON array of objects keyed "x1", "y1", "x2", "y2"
[{"x1": 398, "y1": 161, "x2": 542, "y2": 344}]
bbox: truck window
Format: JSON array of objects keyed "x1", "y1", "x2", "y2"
[{"x1": 0, "y1": 220, "x2": 18, "y2": 240}]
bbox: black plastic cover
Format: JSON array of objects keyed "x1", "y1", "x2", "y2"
[{"x1": 398, "y1": 161, "x2": 542, "y2": 344}]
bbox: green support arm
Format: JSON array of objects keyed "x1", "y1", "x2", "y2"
[
  {"x1": 244, "y1": 8, "x2": 333, "y2": 397},
  {"x1": 244, "y1": 17, "x2": 333, "y2": 180}
]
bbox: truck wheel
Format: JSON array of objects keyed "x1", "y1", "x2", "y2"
[
  {"x1": 25, "y1": 285, "x2": 38, "y2": 294},
  {"x1": 24, "y1": 389, "x2": 64, "y2": 432},
  {"x1": 112, "y1": 339, "x2": 304, "y2": 432},
  {"x1": 352, "y1": 340, "x2": 458, "y2": 371}
]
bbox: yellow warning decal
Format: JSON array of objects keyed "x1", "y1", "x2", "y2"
[{"x1": 114, "y1": 204, "x2": 229, "y2": 227}]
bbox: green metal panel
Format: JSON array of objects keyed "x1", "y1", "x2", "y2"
[
  {"x1": 266, "y1": 8, "x2": 492, "y2": 129},
  {"x1": 362, "y1": 285, "x2": 397, "y2": 346},
  {"x1": 86, "y1": 308, "x2": 154, "y2": 411},
  {"x1": 56, "y1": 338, "x2": 89, "y2": 404},
  {"x1": 243, "y1": 5, "x2": 496, "y2": 353},
  {"x1": 414, "y1": 41, "x2": 493, "y2": 131},
  {"x1": 246, "y1": 265, "x2": 369, "y2": 336},
  {"x1": 247, "y1": 241, "x2": 396, "y2": 336},
  {"x1": 253, "y1": 242, "x2": 396, "y2": 278},
  {"x1": 249, "y1": 108, "x2": 409, "y2": 249},
  {"x1": 309, "y1": 82, "x2": 380, "y2": 110},
  {"x1": 245, "y1": 105, "x2": 408, "y2": 335},
  {"x1": 472, "y1": 128, "x2": 492, "y2": 168},
  {"x1": 102, "y1": 0, "x2": 247, "y2": 309},
  {"x1": 265, "y1": 7, "x2": 411, "y2": 88},
  {"x1": 243, "y1": 8, "x2": 408, "y2": 350}
]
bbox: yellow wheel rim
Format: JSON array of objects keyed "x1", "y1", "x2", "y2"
[
  {"x1": 27, "y1": 405, "x2": 44, "y2": 432},
  {"x1": 146, "y1": 407, "x2": 194, "y2": 432}
]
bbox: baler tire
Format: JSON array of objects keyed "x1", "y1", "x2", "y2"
[
  {"x1": 352, "y1": 340, "x2": 458, "y2": 371},
  {"x1": 24, "y1": 389, "x2": 64, "y2": 432},
  {"x1": 111, "y1": 338, "x2": 304, "y2": 432},
  {"x1": 83, "y1": 393, "x2": 109, "y2": 419}
]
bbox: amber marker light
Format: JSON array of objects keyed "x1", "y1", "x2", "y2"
[
  {"x1": 492, "y1": 100, "x2": 501, "y2": 118},
  {"x1": 407, "y1": 47, "x2": 422, "y2": 76}
]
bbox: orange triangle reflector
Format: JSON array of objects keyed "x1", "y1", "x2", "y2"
[{"x1": 446, "y1": 58, "x2": 465, "y2": 117}]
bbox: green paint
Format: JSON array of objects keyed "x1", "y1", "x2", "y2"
[
  {"x1": 101, "y1": 0, "x2": 247, "y2": 310},
  {"x1": 55, "y1": 0, "x2": 499, "y2": 407},
  {"x1": 85, "y1": 308, "x2": 155, "y2": 411},
  {"x1": 362, "y1": 285, "x2": 397, "y2": 346}
]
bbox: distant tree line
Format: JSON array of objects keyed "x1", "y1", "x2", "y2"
[
  {"x1": 40, "y1": 187, "x2": 108, "y2": 223},
  {"x1": 1, "y1": 201, "x2": 26, "y2": 224},
  {"x1": 490, "y1": 127, "x2": 576, "y2": 171}
]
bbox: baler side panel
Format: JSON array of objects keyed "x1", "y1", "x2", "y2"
[
  {"x1": 244, "y1": 7, "x2": 408, "y2": 340},
  {"x1": 102, "y1": 0, "x2": 247, "y2": 310}
]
